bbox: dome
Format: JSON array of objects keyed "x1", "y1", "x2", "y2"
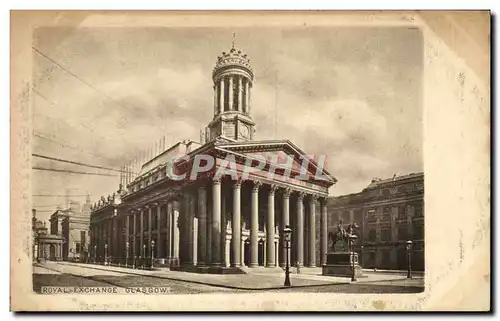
[{"x1": 213, "y1": 47, "x2": 254, "y2": 80}]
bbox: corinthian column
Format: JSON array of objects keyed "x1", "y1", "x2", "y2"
[
  {"x1": 308, "y1": 195, "x2": 317, "y2": 267},
  {"x1": 211, "y1": 178, "x2": 222, "y2": 266},
  {"x1": 250, "y1": 180, "x2": 261, "y2": 267},
  {"x1": 320, "y1": 198, "x2": 328, "y2": 266},
  {"x1": 296, "y1": 192, "x2": 304, "y2": 267},
  {"x1": 266, "y1": 185, "x2": 278, "y2": 267},
  {"x1": 244, "y1": 80, "x2": 249, "y2": 113},
  {"x1": 228, "y1": 76, "x2": 234, "y2": 111},
  {"x1": 231, "y1": 180, "x2": 242, "y2": 267},
  {"x1": 197, "y1": 185, "x2": 207, "y2": 266},
  {"x1": 237, "y1": 76, "x2": 243, "y2": 112},
  {"x1": 219, "y1": 78, "x2": 225, "y2": 112}
]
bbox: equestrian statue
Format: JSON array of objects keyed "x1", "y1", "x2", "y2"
[{"x1": 328, "y1": 220, "x2": 359, "y2": 252}]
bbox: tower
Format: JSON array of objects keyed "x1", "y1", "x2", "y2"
[{"x1": 207, "y1": 43, "x2": 255, "y2": 141}]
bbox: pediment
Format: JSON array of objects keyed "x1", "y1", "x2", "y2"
[{"x1": 214, "y1": 139, "x2": 337, "y2": 186}]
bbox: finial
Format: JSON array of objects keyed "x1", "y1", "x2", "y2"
[{"x1": 232, "y1": 32, "x2": 236, "y2": 49}]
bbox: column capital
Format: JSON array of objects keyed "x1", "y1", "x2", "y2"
[
  {"x1": 251, "y1": 180, "x2": 262, "y2": 191},
  {"x1": 233, "y1": 178, "x2": 242, "y2": 188},
  {"x1": 311, "y1": 194, "x2": 319, "y2": 201},
  {"x1": 296, "y1": 191, "x2": 305, "y2": 201},
  {"x1": 269, "y1": 184, "x2": 279, "y2": 195},
  {"x1": 283, "y1": 187, "x2": 292, "y2": 198},
  {"x1": 212, "y1": 177, "x2": 222, "y2": 185}
]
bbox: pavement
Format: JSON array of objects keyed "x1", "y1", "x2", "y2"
[{"x1": 50, "y1": 261, "x2": 424, "y2": 291}]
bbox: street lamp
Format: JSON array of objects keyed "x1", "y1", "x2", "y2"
[
  {"x1": 406, "y1": 240, "x2": 413, "y2": 279},
  {"x1": 283, "y1": 225, "x2": 292, "y2": 287},
  {"x1": 151, "y1": 240, "x2": 155, "y2": 270},
  {"x1": 360, "y1": 245, "x2": 364, "y2": 267},
  {"x1": 350, "y1": 235, "x2": 358, "y2": 282},
  {"x1": 142, "y1": 244, "x2": 146, "y2": 269},
  {"x1": 125, "y1": 242, "x2": 130, "y2": 268},
  {"x1": 104, "y1": 244, "x2": 108, "y2": 265}
]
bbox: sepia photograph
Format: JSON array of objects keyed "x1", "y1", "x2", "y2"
[{"x1": 10, "y1": 10, "x2": 490, "y2": 311}]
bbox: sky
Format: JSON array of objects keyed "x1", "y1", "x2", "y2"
[{"x1": 32, "y1": 26, "x2": 423, "y2": 221}]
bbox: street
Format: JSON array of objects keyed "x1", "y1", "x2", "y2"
[{"x1": 33, "y1": 261, "x2": 424, "y2": 294}]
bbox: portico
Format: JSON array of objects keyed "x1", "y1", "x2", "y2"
[{"x1": 89, "y1": 43, "x2": 337, "y2": 273}]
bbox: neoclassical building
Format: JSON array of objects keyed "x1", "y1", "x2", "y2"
[
  {"x1": 327, "y1": 173, "x2": 424, "y2": 271},
  {"x1": 90, "y1": 45, "x2": 337, "y2": 272}
]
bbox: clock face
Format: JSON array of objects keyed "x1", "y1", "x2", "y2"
[{"x1": 240, "y1": 124, "x2": 249, "y2": 138}]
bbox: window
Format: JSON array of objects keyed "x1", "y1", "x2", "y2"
[
  {"x1": 75, "y1": 242, "x2": 81, "y2": 254},
  {"x1": 397, "y1": 226, "x2": 408, "y2": 240},
  {"x1": 382, "y1": 189, "x2": 390, "y2": 197},
  {"x1": 368, "y1": 229, "x2": 376, "y2": 242},
  {"x1": 381, "y1": 227, "x2": 391, "y2": 241}
]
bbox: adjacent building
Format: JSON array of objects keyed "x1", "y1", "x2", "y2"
[
  {"x1": 32, "y1": 209, "x2": 64, "y2": 261},
  {"x1": 49, "y1": 199, "x2": 91, "y2": 261},
  {"x1": 327, "y1": 173, "x2": 424, "y2": 271},
  {"x1": 90, "y1": 45, "x2": 337, "y2": 272}
]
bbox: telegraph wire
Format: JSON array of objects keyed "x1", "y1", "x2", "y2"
[
  {"x1": 32, "y1": 153, "x2": 138, "y2": 175},
  {"x1": 33, "y1": 133, "x2": 109, "y2": 160},
  {"x1": 32, "y1": 46, "x2": 132, "y2": 115},
  {"x1": 32, "y1": 167, "x2": 119, "y2": 177}
]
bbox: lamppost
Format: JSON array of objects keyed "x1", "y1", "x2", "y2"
[
  {"x1": 104, "y1": 244, "x2": 108, "y2": 265},
  {"x1": 350, "y1": 235, "x2": 358, "y2": 282},
  {"x1": 360, "y1": 245, "x2": 364, "y2": 267},
  {"x1": 142, "y1": 244, "x2": 146, "y2": 269},
  {"x1": 283, "y1": 225, "x2": 292, "y2": 287},
  {"x1": 125, "y1": 242, "x2": 130, "y2": 268},
  {"x1": 94, "y1": 245, "x2": 97, "y2": 264},
  {"x1": 406, "y1": 240, "x2": 413, "y2": 279},
  {"x1": 151, "y1": 240, "x2": 155, "y2": 270}
]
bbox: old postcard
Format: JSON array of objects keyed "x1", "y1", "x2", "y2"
[{"x1": 10, "y1": 10, "x2": 490, "y2": 311}]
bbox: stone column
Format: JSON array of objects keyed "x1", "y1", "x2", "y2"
[
  {"x1": 237, "y1": 76, "x2": 243, "y2": 112},
  {"x1": 266, "y1": 185, "x2": 277, "y2": 267},
  {"x1": 197, "y1": 186, "x2": 207, "y2": 266},
  {"x1": 296, "y1": 192, "x2": 304, "y2": 267},
  {"x1": 156, "y1": 205, "x2": 162, "y2": 258},
  {"x1": 213, "y1": 85, "x2": 218, "y2": 116},
  {"x1": 148, "y1": 206, "x2": 152, "y2": 255},
  {"x1": 228, "y1": 76, "x2": 234, "y2": 111},
  {"x1": 172, "y1": 201, "x2": 180, "y2": 263},
  {"x1": 219, "y1": 78, "x2": 225, "y2": 112},
  {"x1": 140, "y1": 209, "x2": 144, "y2": 257},
  {"x1": 250, "y1": 180, "x2": 261, "y2": 267},
  {"x1": 206, "y1": 203, "x2": 212, "y2": 265},
  {"x1": 231, "y1": 180, "x2": 242, "y2": 267},
  {"x1": 244, "y1": 79, "x2": 249, "y2": 113},
  {"x1": 308, "y1": 195, "x2": 317, "y2": 267},
  {"x1": 320, "y1": 198, "x2": 328, "y2": 266},
  {"x1": 125, "y1": 215, "x2": 130, "y2": 257},
  {"x1": 211, "y1": 178, "x2": 222, "y2": 266},
  {"x1": 280, "y1": 188, "x2": 291, "y2": 267},
  {"x1": 184, "y1": 194, "x2": 194, "y2": 266},
  {"x1": 132, "y1": 211, "x2": 137, "y2": 256}
]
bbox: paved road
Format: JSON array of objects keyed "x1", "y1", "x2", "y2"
[
  {"x1": 33, "y1": 263, "x2": 240, "y2": 294},
  {"x1": 33, "y1": 262, "x2": 423, "y2": 294}
]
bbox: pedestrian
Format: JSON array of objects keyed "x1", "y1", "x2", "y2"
[{"x1": 296, "y1": 261, "x2": 300, "y2": 274}]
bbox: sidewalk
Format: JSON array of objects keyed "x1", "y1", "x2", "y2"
[{"x1": 56, "y1": 261, "x2": 423, "y2": 290}]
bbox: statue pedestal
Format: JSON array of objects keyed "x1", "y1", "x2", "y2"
[{"x1": 322, "y1": 252, "x2": 364, "y2": 278}]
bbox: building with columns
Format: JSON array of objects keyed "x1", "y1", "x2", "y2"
[
  {"x1": 89, "y1": 45, "x2": 337, "y2": 272},
  {"x1": 327, "y1": 172, "x2": 424, "y2": 271}
]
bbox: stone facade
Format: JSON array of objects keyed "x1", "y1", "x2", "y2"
[
  {"x1": 89, "y1": 45, "x2": 337, "y2": 271},
  {"x1": 50, "y1": 199, "x2": 91, "y2": 261},
  {"x1": 327, "y1": 173, "x2": 424, "y2": 271},
  {"x1": 32, "y1": 209, "x2": 64, "y2": 261}
]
